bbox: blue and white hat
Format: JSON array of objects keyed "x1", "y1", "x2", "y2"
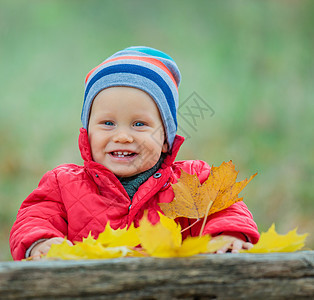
[{"x1": 81, "y1": 46, "x2": 181, "y2": 150}]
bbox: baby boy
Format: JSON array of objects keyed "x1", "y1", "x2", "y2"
[{"x1": 10, "y1": 46, "x2": 259, "y2": 260}]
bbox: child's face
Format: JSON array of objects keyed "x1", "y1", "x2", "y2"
[{"x1": 88, "y1": 87, "x2": 168, "y2": 177}]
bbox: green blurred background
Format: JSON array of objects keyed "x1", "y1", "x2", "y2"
[{"x1": 1, "y1": 0, "x2": 313, "y2": 260}]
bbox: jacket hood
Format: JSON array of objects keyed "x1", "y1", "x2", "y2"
[{"x1": 78, "y1": 127, "x2": 185, "y2": 170}]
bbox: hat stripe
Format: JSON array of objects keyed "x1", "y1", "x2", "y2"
[
  {"x1": 107, "y1": 56, "x2": 178, "y2": 89},
  {"x1": 109, "y1": 49, "x2": 181, "y2": 86},
  {"x1": 84, "y1": 63, "x2": 177, "y2": 127},
  {"x1": 124, "y1": 46, "x2": 176, "y2": 61},
  {"x1": 85, "y1": 56, "x2": 178, "y2": 89}
]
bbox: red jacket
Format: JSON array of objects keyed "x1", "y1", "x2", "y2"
[{"x1": 10, "y1": 128, "x2": 260, "y2": 260}]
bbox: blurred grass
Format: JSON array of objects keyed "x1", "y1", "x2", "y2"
[{"x1": 0, "y1": 0, "x2": 313, "y2": 260}]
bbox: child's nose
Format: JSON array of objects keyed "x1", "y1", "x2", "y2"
[{"x1": 112, "y1": 130, "x2": 134, "y2": 143}]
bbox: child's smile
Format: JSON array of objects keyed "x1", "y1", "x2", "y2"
[
  {"x1": 88, "y1": 87, "x2": 168, "y2": 177},
  {"x1": 108, "y1": 149, "x2": 138, "y2": 163},
  {"x1": 110, "y1": 151, "x2": 137, "y2": 158}
]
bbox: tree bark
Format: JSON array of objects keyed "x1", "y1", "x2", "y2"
[{"x1": 0, "y1": 251, "x2": 313, "y2": 299}]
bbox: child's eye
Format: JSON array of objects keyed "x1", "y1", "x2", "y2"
[
  {"x1": 103, "y1": 121, "x2": 114, "y2": 126},
  {"x1": 134, "y1": 122, "x2": 145, "y2": 127}
]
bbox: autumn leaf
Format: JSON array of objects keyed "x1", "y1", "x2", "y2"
[
  {"x1": 82, "y1": 231, "x2": 97, "y2": 245},
  {"x1": 159, "y1": 161, "x2": 256, "y2": 220},
  {"x1": 75, "y1": 243, "x2": 132, "y2": 259},
  {"x1": 138, "y1": 212, "x2": 210, "y2": 258},
  {"x1": 46, "y1": 218, "x2": 309, "y2": 260},
  {"x1": 46, "y1": 228, "x2": 139, "y2": 260},
  {"x1": 204, "y1": 161, "x2": 257, "y2": 215},
  {"x1": 97, "y1": 223, "x2": 140, "y2": 247},
  {"x1": 46, "y1": 239, "x2": 83, "y2": 260},
  {"x1": 242, "y1": 224, "x2": 308, "y2": 253},
  {"x1": 159, "y1": 171, "x2": 208, "y2": 220}
]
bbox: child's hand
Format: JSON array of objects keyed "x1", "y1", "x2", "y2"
[
  {"x1": 30, "y1": 237, "x2": 73, "y2": 260},
  {"x1": 212, "y1": 235, "x2": 253, "y2": 254}
]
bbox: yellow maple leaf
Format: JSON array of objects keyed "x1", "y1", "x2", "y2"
[
  {"x1": 97, "y1": 223, "x2": 140, "y2": 247},
  {"x1": 46, "y1": 240, "x2": 85, "y2": 260},
  {"x1": 159, "y1": 161, "x2": 256, "y2": 220},
  {"x1": 81, "y1": 231, "x2": 97, "y2": 245},
  {"x1": 242, "y1": 224, "x2": 308, "y2": 253},
  {"x1": 46, "y1": 229, "x2": 138, "y2": 260},
  {"x1": 75, "y1": 243, "x2": 132, "y2": 259},
  {"x1": 138, "y1": 212, "x2": 210, "y2": 258}
]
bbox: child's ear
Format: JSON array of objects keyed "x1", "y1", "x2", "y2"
[{"x1": 162, "y1": 141, "x2": 168, "y2": 153}]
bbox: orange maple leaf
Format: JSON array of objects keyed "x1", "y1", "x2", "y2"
[{"x1": 159, "y1": 161, "x2": 257, "y2": 234}]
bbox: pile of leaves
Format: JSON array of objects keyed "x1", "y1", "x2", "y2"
[
  {"x1": 46, "y1": 161, "x2": 308, "y2": 260},
  {"x1": 47, "y1": 213, "x2": 215, "y2": 259}
]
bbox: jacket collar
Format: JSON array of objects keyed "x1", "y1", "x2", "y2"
[{"x1": 78, "y1": 127, "x2": 185, "y2": 170}]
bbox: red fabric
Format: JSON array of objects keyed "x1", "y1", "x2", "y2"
[{"x1": 10, "y1": 128, "x2": 260, "y2": 260}]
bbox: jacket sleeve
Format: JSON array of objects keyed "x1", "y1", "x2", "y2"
[
  {"x1": 10, "y1": 170, "x2": 68, "y2": 260},
  {"x1": 178, "y1": 160, "x2": 260, "y2": 244},
  {"x1": 200, "y1": 201, "x2": 260, "y2": 244}
]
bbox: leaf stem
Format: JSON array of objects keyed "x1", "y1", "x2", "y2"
[
  {"x1": 199, "y1": 200, "x2": 213, "y2": 237},
  {"x1": 181, "y1": 219, "x2": 200, "y2": 233}
]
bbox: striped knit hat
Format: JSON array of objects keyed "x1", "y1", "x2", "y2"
[{"x1": 81, "y1": 46, "x2": 181, "y2": 150}]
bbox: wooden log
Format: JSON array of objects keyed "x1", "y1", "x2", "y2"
[{"x1": 0, "y1": 251, "x2": 313, "y2": 299}]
